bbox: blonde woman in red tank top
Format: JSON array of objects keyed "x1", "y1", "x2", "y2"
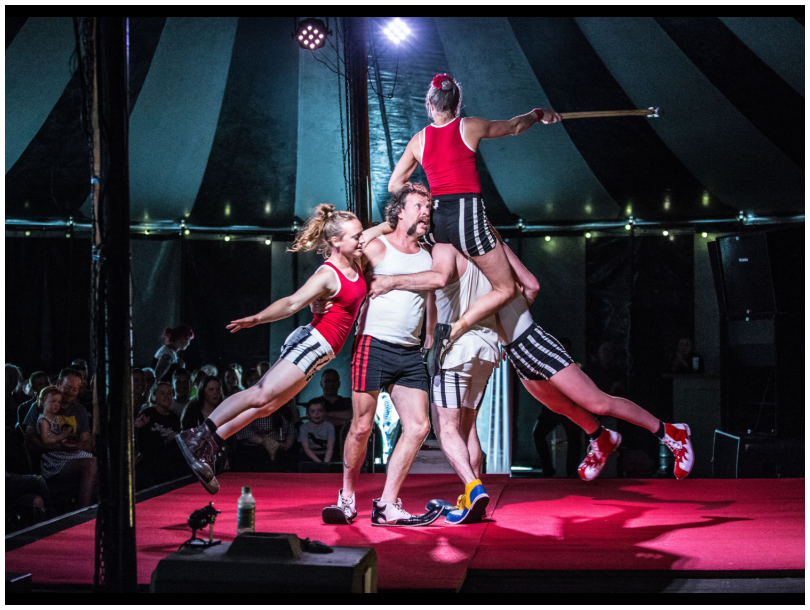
[
  {"x1": 387, "y1": 73, "x2": 561, "y2": 345},
  {"x1": 176, "y1": 204, "x2": 391, "y2": 494}
]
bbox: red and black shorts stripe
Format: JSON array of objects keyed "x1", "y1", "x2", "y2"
[{"x1": 351, "y1": 335, "x2": 429, "y2": 394}]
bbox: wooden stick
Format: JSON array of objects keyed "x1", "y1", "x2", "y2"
[{"x1": 560, "y1": 108, "x2": 660, "y2": 119}]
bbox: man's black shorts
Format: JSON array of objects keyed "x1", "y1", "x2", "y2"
[{"x1": 351, "y1": 335, "x2": 429, "y2": 394}]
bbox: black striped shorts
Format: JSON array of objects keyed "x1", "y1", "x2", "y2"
[
  {"x1": 279, "y1": 325, "x2": 335, "y2": 381},
  {"x1": 430, "y1": 358, "x2": 496, "y2": 410},
  {"x1": 424, "y1": 193, "x2": 497, "y2": 257},
  {"x1": 503, "y1": 322, "x2": 574, "y2": 381}
]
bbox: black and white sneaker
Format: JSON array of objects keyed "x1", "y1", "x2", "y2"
[
  {"x1": 426, "y1": 323, "x2": 451, "y2": 378},
  {"x1": 322, "y1": 489, "x2": 357, "y2": 524},
  {"x1": 371, "y1": 498, "x2": 443, "y2": 527}
]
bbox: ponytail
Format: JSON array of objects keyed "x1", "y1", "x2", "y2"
[{"x1": 289, "y1": 204, "x2": 358, "y2": 258}]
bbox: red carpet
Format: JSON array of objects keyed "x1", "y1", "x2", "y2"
[
  {"x1": 5, "y1": 475, "x2": 803, "y2": 590},
  {"x1": 470, "y1": 478, "x2": 805, "y2": 572}
]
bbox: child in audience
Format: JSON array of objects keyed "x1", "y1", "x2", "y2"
[{"x1": 298, "y1": 398, "x2": 334, "y2": 464}]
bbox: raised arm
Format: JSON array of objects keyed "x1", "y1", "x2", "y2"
[
  {"x1": 388, "y1": 133, "x2": 421, "y2": 193},
  {"x1": 227, "y1": 269, "x2": 337, "y2": 333},
  {"x1": 362, "y1": 221, "x2": 394, "y2": 243}
]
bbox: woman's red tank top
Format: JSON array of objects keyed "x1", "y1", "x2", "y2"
[
  {"x1": 311, "y1": 261, "x2": 367, "y2": 353},
  {"x1": 421, "y1": 117, "x2": 481, "y2": 196}
]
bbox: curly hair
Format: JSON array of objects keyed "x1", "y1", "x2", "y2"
[
  {"x1": 385, "y1": 182, "x2": 431, "y2": 230},
  {"x1": 288, "y1": 204, "x2": 359, "y2": 258}
]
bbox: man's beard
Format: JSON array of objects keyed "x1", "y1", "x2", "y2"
[{"x1": 406, "y1": 222, "x2": 419, "y2": 236}]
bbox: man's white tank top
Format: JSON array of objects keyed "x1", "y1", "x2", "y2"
[
  {"x1": 435, "y1": 257, "x2": 500, "y2": 368},
  {"x1": 497, "y1": 292, "x2": 534, "y2": 345},
  {"x1": 355, "y1": 235, "x2": 433, "y2": 346}
]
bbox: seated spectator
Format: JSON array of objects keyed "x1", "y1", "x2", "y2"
[
  {"x1": 200, "y1": 364, "x2": 218, "y2": 377},
  {"x1": 29, "y1": 384, "x2": 97, "y2": 508},
  {"x1": 71, "y1": 359, "x2": 94, "y2": 407},
  {"x1": 142, "y1": 367, "x2": 156, "y2": 395},
  {"x1": 315, "y1": 368, "x2": 352, "y2": 428},
  {"x1": 153, "y1": 324, "x2": 194, "y2": 383},
  {"x1": 6, "y1": 471, "x2": 52, "y2": 528},
  {"x1": 257, "y1": 361, "x2": 270, "y2": 377},
  {"x1": 299, "y1": 398, "x2": 335, "y2": 465},
  {"x1": 181, "y1": 375, "x2": 227, "y2": 474},
  {"x1": 24, "y1": 371, "x2": 50, "y2": 403},
  {"x1": 188, "y1": 368, "x2": 204, "y2": 400},
  {"x1": 231, "y1": 399, "x2": 298, "y2": 473},
  {"x1": 6, "y1": 364, "x2": 25, "y2": 430},
  {"x1": 669, "y1": 336, "x2": 704, "y2": 374},
  {"x1": 131, "y1": 367, "x2": 148, "y2": 413},
  {"x1": 134, "y1": 382, "x2": 186, "y2": 489},
  {"x1": 242, "y1": 367, "x2": 261, "y2": 389},
  {"x1": 583, "y1": 341, "x2": 626, "y2": 396},
  {"x1": 222, "y1": 364, "x2": 244, "y2": 398},
  {"x1": 170, "y1": 368, "x2": 191, "y2": 418}
]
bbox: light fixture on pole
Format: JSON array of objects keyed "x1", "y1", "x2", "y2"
[
  {"x1": 294, "y1": 18, "x2": 330, "y2": 50},
  {"x1": 383, "y1": 18, "x2": 410, "y2": 44}
]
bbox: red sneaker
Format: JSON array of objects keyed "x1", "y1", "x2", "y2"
[
  {"x1": 662, "y1": 423, "x2": 694, "y2": 479},
  {"x1": 578, "y1": 428, "x2": 621, "y2": 481}
]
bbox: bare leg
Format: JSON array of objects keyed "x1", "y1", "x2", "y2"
[
  {"x1": 380, "y1": 385, "x2": 430, "y2": 504},
  {"x1": 432, "y1": 403, "x2": 476, "y2": 486},
  {"x1": 211, "y1": 360, "x2": 308, "y2": 439},
  {"x1": 450, "y1": 241, "x2": 519, "y2": 341},
  {"x1": 459, "y1": 407, "x2": 483, "y2": 479},
  {"x1": 342, "y1": 390, "x2": 379, "y2": 499},
  {"x1": 56, "y1": 457, "x2": 98, "y2": 508},
  {"x1": 521, "y1": 378, "x2": 602, "y2": 434},
  {"x1": 548, "y1": 364, "x2": 659, "y2": 432}
]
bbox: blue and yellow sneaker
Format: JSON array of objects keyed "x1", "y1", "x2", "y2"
[{"x1": 445, "y1": 479, "x2": 489, "y2": 525}]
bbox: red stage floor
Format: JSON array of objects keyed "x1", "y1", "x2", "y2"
[{"x1": 5, "y1": 474, "x2": 804, "y2": 591}]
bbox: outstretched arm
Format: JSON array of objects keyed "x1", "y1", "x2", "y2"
[
  {"x1": 463, "y1": 108, "x2": 561, "y2": 148},
  {"x1": 227, "y1": 269, "x2": 336, "y2": 333}
]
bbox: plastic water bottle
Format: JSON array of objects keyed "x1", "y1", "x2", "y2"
[{"x1": 236, "y1": 486, "x2": 255, "y2": 535}]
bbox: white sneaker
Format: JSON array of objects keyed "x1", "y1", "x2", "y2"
[
  {"x1": 338, "y1": 488, "x2": 357, "y2": 520},
  {"x1": 322, "y1": 488, "x2": 357, "y2": 524},
  {"x1": 371, "y1": 498, "x2": 443, "y2": 527}
]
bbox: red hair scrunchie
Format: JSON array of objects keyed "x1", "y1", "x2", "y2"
[{"x1": 432, "y1": 73, "x2": 451, "y2": 89}]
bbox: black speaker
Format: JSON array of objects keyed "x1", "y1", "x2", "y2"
[
  {"x1": 711, "y1": 227, "x2": 804, "y2": 438},
  {"x1": 713, "y1": 430, "x2": 804, "y2": 478},
  {"x1": 151, "y1": 532, "x2": 377, "y2": 593}
]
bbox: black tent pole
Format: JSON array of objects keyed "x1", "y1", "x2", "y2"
[
  {"x1": 345, "y1": 17, "x2": 372, "y2": 228},
  {"x1": 90, "y1": 16, "x2": 137, "y2": 593}
]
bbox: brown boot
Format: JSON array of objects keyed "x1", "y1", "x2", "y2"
[{"x1": 176, "y1": 424, "x2": 220, "y2": 494}]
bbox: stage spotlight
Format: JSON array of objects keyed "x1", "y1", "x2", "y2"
[
  {"x1": 701, "y1": 232, "x2": 708, "y2": 238},
  {"x1": 294, "y1": 18, "x2": 330, "y2": 50},
  {"x1": 544, "y1": 236, "x2": 551, "y2": 242},
  {"x1": 585, "y1": 232, "x2": 592, "y2": 239},
  {"x1": 663, "y1": 230, "x2": 669, "y2": 236},
  {"x1": 384, "y1": 18, "x2": 410, "y2": 44},
  {"x1": 225, "y1": 236, "x2": 231, "y2": 242},
  {"x1": 624, "y1": 224, "x2": 631, "y2": 231},
  {"x1": 265, "y1": 239, "x2": 272, "y2": 245}
]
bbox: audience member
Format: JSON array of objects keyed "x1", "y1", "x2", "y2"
[
  {"x1": 188, "y1": 368, "x2": 204, "y2": 400},
  {"x1": 584, "y1": 341, "x2": 626, "y2": 396},
  {"x1": 70, "y1": 359, "x2": 94, "y2": 407},
  {"x1": 6, "y1": 364, "x2": 25, "y2": 429},
  {"x1": 6, "y1": 471, "x2": 52, "y2": 527},
  {"x1": 669, "y1": 336, "x2": 703, "y2": 374},
  {"x1": 142, "y1": 367, "x2": 156, "y2": 394},
  {"x1": 298, "y1": 398, "x2": 335, "y2": 464},
  {"x1": 29, "y1": 384, "x2": 96, "y2": 508},
  {"x1": 135, "y1": 382, "x2": 186, "y2": 488},
  {"x1": 131, "y1": 368, "x2": 148, "y2": 413},
  {"x1": 257, "y1": 361, "x2": 270, "y2": 377},
  {"x1": 200, "y1": 364, "x2": 218, "y2": 377},
  {"x1": 180, "y1": 375, "x2": 223, "y2": 430},
  {"x1": 25, "y1": 371, "x2": 50, "y2": 402},
  {"x1": 222, "y1": 365, "x2": 244, "y2": 397},
  {"x1": 231, "y1": 399, "x2": 298, "y2": 473},
  {"x1": 170, "y1": 368, "x2": 191, "y2": 418},
  {"x1": 533, "y1": 337, "x2": 585, "y2": 478},
  {"x1": 153, "y1": 324, "x2": 194, "y2": 382},
  {"x1": 181, "y1": 375, "x2": 227, "y2": 474},
  {"x1": 314, "y1": 368, "x2": 353, "y2": 428},
  {"x1": 242, "y1": 368, "x2": 261, "y2": 389}
]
